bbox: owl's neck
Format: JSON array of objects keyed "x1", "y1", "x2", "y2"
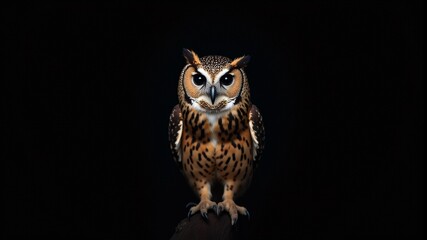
[
  {"x1": 205, "y1": 111, "x2": 228, "y2": 146},
  {"x1": 205, "y1": 111, "x2": 228, "y2": 129}
]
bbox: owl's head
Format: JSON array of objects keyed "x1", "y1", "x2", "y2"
[{"x1": 178, "y1": 49, "x2": 251, "y2": 113}]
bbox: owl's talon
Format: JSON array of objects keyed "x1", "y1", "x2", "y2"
[
  {"x1": 245, "y1": 209, "x2": 250, "y2": 220},
  {"x1": 186, "y1": 199, "x2": 216, "y2": 219},
  {"x1": 231, "y1": 216, "x2": 238, "y2": 225},
  {"x1": 186, "y1": 202, "x2": 197, "y2": 208},
  {"x1": 212, "y1": 205, "x2": 218, "y2": 214},
  {"x1": 187, "y1": 210, "x2": 193, "y2": 219},
  {"x1": 217, "y1": 205, "x2": 224, "y2": 215},
  {"x1": 218, "y1": 200, "x2": 248, "y2": 225}
]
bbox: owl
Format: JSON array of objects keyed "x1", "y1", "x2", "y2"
[{"x1": 168, "y1": 49, "x2": 265, "y2": 225}]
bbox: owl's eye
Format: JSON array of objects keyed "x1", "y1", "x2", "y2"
[
  {"x1": 192, "y1": 74, "x2": 206, "y2": 86},
  {"x1": 220, "y1": 74, "x2": 234, "y2": 86}
]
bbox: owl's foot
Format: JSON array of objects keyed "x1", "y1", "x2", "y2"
[
  {"x1": 217, "y1": 200, "x2": 250, "y2": 225},
  {"x1": 186, "y1": 200, "x2": 217, "y2": 220}
]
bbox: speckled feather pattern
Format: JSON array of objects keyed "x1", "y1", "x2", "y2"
[
  {"x1": 199, "y1": 56, "x2": 231, "y2": 76},
  {"x1": 168, "y1": 52, "x2": 265, "y2": 223}
]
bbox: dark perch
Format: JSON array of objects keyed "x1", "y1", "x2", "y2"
[{"x1": 170, "y1": 212, "x2": 249, "y2": 240}]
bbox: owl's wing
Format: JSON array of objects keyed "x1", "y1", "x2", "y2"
[
  {"x1": 168, "y1": 104, "x2": 183, "y2": 165},
  {"x1": 249, "y1": 105, "x2": 265, "y2": 163}
]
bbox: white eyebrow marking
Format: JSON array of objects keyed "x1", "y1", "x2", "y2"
[
  {"x1": 196, "y1": 68, "x2": 212, "y2": 83},
  {"x1": 213, "y1": 68, "x2": 230, "y2": 84}
]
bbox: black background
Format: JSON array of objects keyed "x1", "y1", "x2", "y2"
[{"x1": 4, "y1": 2, "x2": 423, "y2": 239}]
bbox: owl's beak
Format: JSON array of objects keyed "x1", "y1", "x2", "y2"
[{"x1": 210, "y1": 86, "x2": 217, "y2": 104}]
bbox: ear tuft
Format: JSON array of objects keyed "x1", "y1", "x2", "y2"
[
  {"x1": 183, "y1": 48, "x2": 202, "y2": 67},
  {"x1": 230, "y1": 55, "x2": 251, "y2": 69}
]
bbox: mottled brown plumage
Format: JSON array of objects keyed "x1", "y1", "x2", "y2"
[{"x1": 168, "y1": 49, "x2": 265, "y2": 225}]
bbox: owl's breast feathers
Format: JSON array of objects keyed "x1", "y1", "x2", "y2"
[{"x1": 169, "y1": 103, "x2": 265, "y2": 184}]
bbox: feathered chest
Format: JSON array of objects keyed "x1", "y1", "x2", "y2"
[{"x1": 180, "y1": 105, "x2": 252, "y2": 165}]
